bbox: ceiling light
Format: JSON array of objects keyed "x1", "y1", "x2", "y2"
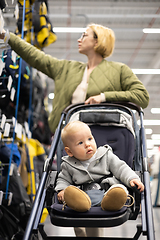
[
  {"x1": 147, "y1": 139, "x2": 160, "y2": 149},
  {"x1": 143, "y1": 120, "x2": 160, "y2": 125},
  {"x1": 151, "y1": 108, "x2": 160, "y2": 114},
  {"x1": 146, "y1": 140, "x2": 154, "y2": 149},
  {"x1": 52, "y1": 27, "x2": 160, "y2": 34},
  {"x1": 151, "y1": 134, "x2": 160, "y2": 140},
  {"x1": 53, "y1": 27, "x2": 86, "y2": 33},
  {"x1": 132, "y1": 69, "x2": 160, "y2": 74},
  {"x1": 145, "y1": 128, "x2": 153, "y2": 134},
  {"x1": 48, "y1": 93, "x2": 54, "y2": 99},
  {"x1": 148, "y1": 147, "x2": 159, "y2": 157},
  {"x1": 137, "y1": 120, "x2": 160, "y2": 125},
  {"x1": 150, "y1": 139, "x2": 160, "y2": 145},
  {"x1": 143, "y1": 28, "x2": 160, "y2": 33}
]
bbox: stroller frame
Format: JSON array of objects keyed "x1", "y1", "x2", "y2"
[{"x1": 22, "y1": 102, "x2": 155, "y2": 240}]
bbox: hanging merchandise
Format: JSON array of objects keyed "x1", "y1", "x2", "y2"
[
  {"x1": 16, "y1": 0, "x2": 33, "y2": 42},
  {"x1": 24, "y1": 137, "x2": 49, "y2": 225},
  {"x1": 0, "y1": 163, "x2": 32, "y2": 208},
  {"x1": 18, "y1": 144, "x2": 28, "y2": 188},
  {"x1": 0, "y1": 143, "x2": 34, "y2": 239},
  {"x1": 0, "y1": 0, "x2": 7, "y2": 10},
  {"x1": 0, "y1": 164, "x2": 35, "y2": 239},
  {"x1": 25, "y1": 138, "x2": 46, "y2": 202},
  {"x1": 0, "y1": 49, "x2": 31, "y2": 122},
  {"x1": 31, "y1": 70, "x2": 52, "y2": 145},
  {"x1": 33, "y1": 1, "x2": 57, "y2": 49},
  {"x1": 32, "y1": 106, "x2": 52, "y2": 145},
  {"x1": 0, "y1": 144, "x2": 11, "y2": 177},
  {"x1": 18, "y1": 0, "x2": 36, "y2": 4},
  {"x1": 0, "y1": 77, "x2": 10, "y2": 113},
  {"x1": 16, "y1": 0, "x2": 57, "y2": 49},
  {"x1": 0, "y1": 2, "x2": 39, "y2": 239},
  {"x1": 5, "y1": 143, "x2": 21, "y2": 167}
]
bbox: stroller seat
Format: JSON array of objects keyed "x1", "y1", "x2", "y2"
[{"x1": 51, "y1": 193, "x2": 129, "y2": 227}]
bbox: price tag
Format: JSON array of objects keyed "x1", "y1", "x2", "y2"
[
  {"x1": 0, "y1": 114, "x2": 6, "y2": 129},
  {"x1": 24, "y1": 121, "x2": 29, "y2": 135},
  {"x1": 10, "y1": 87, "x2": 16, "y2": 101},
  {"x1": 0, "y1": 59, "x2": 5, "y2": 75},
  {"x1": 0, "y1": 10, "x2": 4, "y2": 33},
  {"x1": 17, "y1": 123, "x2": 22, "y2": 139},
  {"x1": 7, "y1": 76, "x2": 13, "y2": 91},
  {"x1": 11, "y1": 51, "x2": 17, "y2": 64},
  {"x1": 4, "y1": 123, "x2": 10, "y2": 137}
]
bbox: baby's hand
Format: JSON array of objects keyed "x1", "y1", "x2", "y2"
[
  {"x1": 57, "y1": 190, "x2": 65, "y2": 203},
  {"x1": 130, "y1": 179, "x2": 144, "y2": 192}
]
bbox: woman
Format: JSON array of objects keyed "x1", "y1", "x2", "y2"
[
  {"x1": 0, "y1": 23, "x2": 149, "y2": 237},
  {"x1": 0, "y1": 24, "x2": 149, "y2": 134}
]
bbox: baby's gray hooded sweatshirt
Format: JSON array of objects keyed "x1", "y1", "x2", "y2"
[{"x1": 55, "y1": 145, "x2": 140, "y2": 192}]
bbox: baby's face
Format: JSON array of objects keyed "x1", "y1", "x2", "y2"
[{"x1": 67, "y1": 125, "x2": 97, "y2": 161}]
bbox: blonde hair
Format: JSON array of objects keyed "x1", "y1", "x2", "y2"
[
  {"x1": 87, "y1": 23, "x2": 115, "y2": 58},
  {"x1": 61, "y1": 121, "x2": 89, "y2": 147}
]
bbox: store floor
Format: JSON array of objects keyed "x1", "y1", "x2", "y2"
[{"x1": 39, "y1": 207, "x2": 160, "y2": 239}]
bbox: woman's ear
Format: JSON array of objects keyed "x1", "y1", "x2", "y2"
[
  {"x1": 65, "y1": 146, "x2": 73, "y2": 157},
  {"x1": 94, "y1": 38, "x2": 98, "y2": 47}
]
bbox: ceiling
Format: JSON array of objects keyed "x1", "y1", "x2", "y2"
[{"x1": 2, "y1": 0, "x2": 160, "y2": 156}]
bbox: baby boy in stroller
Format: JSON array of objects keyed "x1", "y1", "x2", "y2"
[{"x1": 55, "y1": 120, "x2": 144, "y2": 212}]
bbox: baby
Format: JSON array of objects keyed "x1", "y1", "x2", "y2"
[{"x1": 55, "y1": 121, "x2": 144, "y2": 212}]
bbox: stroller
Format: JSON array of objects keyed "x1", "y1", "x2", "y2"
[{"x1": 23, "y1": 102, "x2": 155, "y2": 240}]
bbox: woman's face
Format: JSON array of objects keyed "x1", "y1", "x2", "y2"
[{"x1": 77, "y1": 27, "x2": 97, "y2": 56}]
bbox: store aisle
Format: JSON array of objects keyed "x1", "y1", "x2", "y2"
[{"x1": 39, "y1": 207, "x2": 160, "y2": 239}]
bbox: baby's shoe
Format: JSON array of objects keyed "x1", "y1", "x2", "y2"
[
  {"x1": 101, "y1": 184, "x2": 128, "y2": 211},
  {"x1": 64, "y1": 185, "x2": 91, "y2": 212}
]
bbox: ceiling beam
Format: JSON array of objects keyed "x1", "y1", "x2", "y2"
[{"x1": 49, "y1": 14, "x2": 160, "y2": 19}]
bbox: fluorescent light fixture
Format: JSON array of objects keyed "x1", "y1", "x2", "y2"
[
  {"x1": 137, "y1": 119, "x2": 160, "y2": 125},
  {"x1": 132, "y1": 69, "x2": 160, "y2": 74},
  {"x1": 146, "y1": 140, "x2": 154, "y2": 149},
  {"x1": 53, "y1": 27, "x2": 160, "y2": 34},
  {"x1": 151, "y1": 108, "x2": 160, "y2": 114},
  {"x1": 48, "y1": 93, "x2": 54, "y2": 99},
  {"x1": 147, "y1": 139, "x2": 160, "y2": 145},
  {"x1": 145, "y1": 128, "x2": 153, "y2": 134},
  {"x1": 148, "y1": 147, "x2": 159, "y2": 157},
  {"x1": 54, "y1": 27, "x2": 86, "y2": 33},
  {"x1": 151, "y1": 134, "x2": 160, "y2": 140},
  {"x1": 143, "y1": 28, "x2": 160, "y2": 33},
  {"x1": 143, "y1": 120, "x2": 160, "y2": 125}
]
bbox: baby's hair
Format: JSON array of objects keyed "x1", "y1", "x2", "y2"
[{"x1": 61, "y1": 121, "x2": 89, "y2": 146}]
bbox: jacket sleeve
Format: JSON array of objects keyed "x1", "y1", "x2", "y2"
[
  {"x1": 8, "y1": 32, "x2": 65, "y2": 80},
  {"x1": 106, "y1": 149, "x2": 140, "y2": 187},
  {"x1": 104, "y1": 64, "x2": 149, "y2": 109},
  {"x1": 55, "y1": 162, "x2": 74, "y2": 192}
]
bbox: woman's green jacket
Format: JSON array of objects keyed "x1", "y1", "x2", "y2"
[{"x1": 8, "y1": 33, "x2": 149, "y2": 133}]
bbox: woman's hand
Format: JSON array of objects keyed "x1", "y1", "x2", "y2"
[
  {"x1": 0, "y1": 29, "x2": 6, "y2": 39},
  {"x1": 85, "y1": 94, "x2": 102, "y2": 104},
  {"x1": 57, "y1": 190, "x2": 65, "y2": 203}
]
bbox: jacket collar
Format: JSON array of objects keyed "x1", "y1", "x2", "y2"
[{"x1": 61, "y1": 144, "x2": 110, "y2": 167}]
